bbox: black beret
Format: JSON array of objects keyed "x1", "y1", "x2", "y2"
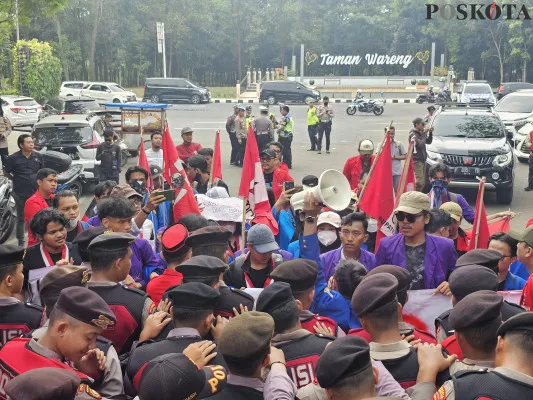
[
  {"x1": 497, "y1": 312, "x2": 533, "y2": 337},
  {"x1": 168, "y1": 282, "x2": 220, "y2": 311},
  {"x1": 218, "y1": 311, "x2": 274, "y2": 358},
  {"x1": 175, "y1": 255, "x2": 227, "y2": 281},
  {"x1": 185, "y1": 225, "x2": 231, "y2": 248},
  {"x1": 0, "y1": 245, "x2": 25, "y2": 269},
  {"x1": 4, "y1": 368, "x2": 82, "y2": 400},
  {"x1": 449, "y1": 290, "x2": 503, "y2": 331},
  {"x1": 55, "y1": 286, "x2": 116, "y2": 329},
  {"x1": 456, "y1": 249, "x2": 502, "y2": 268},
  {"x1": 161, "y1": 223, "x2": 190, "y2": 257},
  {"x1": 366, "y1": 265, "x2": 411, "y2": 293},
  {"x1": 269, "y1": 260, "x2": 318, "y2": 293},
  {"x1": 88, "y1": 232, "x2": 136, "y2": 251},
  {"x1": 449, "y1": 265, "x2": 498, "y2": 300},
  {"x1": 302, "y1": 175, "x2": 319, "y2": 187},
  {"x1": 256, "y1": 282, "x2": 295, "y2": 314},
  {"x1": 40, "y1": 266, "x2": 90, "y2": 309},
  {"x1": 73, "y1": 226, "x2": 108, "y2": 250},
  {"x1": 138, "y1": 353, "x2": 227, "y2": 400},
  {"x1": 316, "y1": 336, "x2": 372, "y2": 388},
  {"x1": 352, "y1": 273, "x2": 398, "y2": 316}
]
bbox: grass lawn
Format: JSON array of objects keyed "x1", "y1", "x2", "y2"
[{"x1": 126, "y1": 86, "x2": 236, "y2": 99}]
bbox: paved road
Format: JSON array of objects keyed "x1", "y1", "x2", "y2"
[{"x1": 4, "y1": 102, "x2": 531, "y2": 245}]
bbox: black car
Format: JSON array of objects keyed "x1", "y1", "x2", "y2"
[
  {"x1": 259, "y1": 81, "x2": 321, "y2": 105},
  {"x1": 497, "y1": 82, "x2": 533, "y2": 100},
  {"x1": 426, "y1": 105, "x2": 515, "y2": 205},
  {"x1": 143, "y1": 77, "x2": 210, "y2": 104},
  {"x1": 38, "y1": 97, "x2": 102, "y2": 121}
]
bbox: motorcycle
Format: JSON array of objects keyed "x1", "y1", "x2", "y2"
[
  {"x1": 416, "y1": 90, "x2": 436, "y2": 104},
  {"x1": 56, "y1": 164, "x2": 87, "y2": 199},
  {"x1": 437, "y1": 89, "x2": 452, "y2": 103},
  {"x1": 346, "y1": 97, "x2": 385, "y2": 116},
  {"x1": 0, "y1": 177, "x2": 15, "y2": 244}
]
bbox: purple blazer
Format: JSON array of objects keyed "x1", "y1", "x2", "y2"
[
  {"x1": 320, "y1": 247, "x2": 376, "y2": 283},
  {"x1": 130, "y1": 238, "x2": 158, "y2": 289},
  {"x1": 374, "y1": 233, "x2": 457, "y2": 289}
]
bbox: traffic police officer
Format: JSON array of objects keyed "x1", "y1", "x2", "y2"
[
  {"x1": 0, "y1": 286, "x2": 116, "y2": 399},
  {"x1": 350, "y1": 264, "x2": 436, "y2": 344},
  {"x1": 245, "y1": 105, "x2": 254, "y2": 129},
  {"x1": 125, "y1": 282, "x2": 225, "y2": 396},
  {"x1": 257, "y1": 282, "x2": 334, "y2": 389},
  {"x1": 269, "y1": 259, "x2": 344, "y2": 337},
  {"x1": 277, "y1": 105, "x2": 294, "y2": 169},
  {"x1": 0, "y1": 245, "x2": 45, "y2": 347},
  {"x1": 86, "y1": 232, "x2": 157, "y2": 354},
  {"x1": 253, "y1": 106, "x2": 274, "y2": 151}
]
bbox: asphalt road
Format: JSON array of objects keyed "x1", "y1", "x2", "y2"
[{"x1": 4, "y1": 102, "x2": 531, "y2": 245}]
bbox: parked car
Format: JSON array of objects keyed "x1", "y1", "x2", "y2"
[
  {"x1": 426, "y1": 104, "x2": 515, "y2": 205},
  {"x1": 514, "y1": 120, "x2": 533, "y2": 163},
  {"x1": 32, "y1": 114, "x2": 107, "y2": 179},
  {"x1": 38, "y1": 97, "x2": 102, "y2": 121},
  {"x1": 457, "y1": 82, "x2": 496, "y2": 105},
  {"x1": 79, "y1": 82, "x2": 137, "y2": 104},
  {"x1": 259, "y1": 81, "x2": 321, "y2": 105},
  {"x1": 59, "y1": 81, "x2": 89, "y2": 99},
  {"x1": 497, "y1": 82, "x2": 533, "y2": 100},
  {"x1": 494, "y1": 91, "x2": 533, "y2": 138},
  {"x1": 143, "y1": 77, "x2": 211, "y2": 104},
  {"x1": 1, "y1": 95, "x2": 42, "y2": 127}
]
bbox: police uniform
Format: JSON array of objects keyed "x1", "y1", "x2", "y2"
[
  {"x1": 253, "y1": 109, "x2": 274, "y2": 151},
  {"x1": 0, "y1": 245, "x2": 45, "y2": 347},
  {"x1": 352, "y1": 273, "x2": 449, "y2": 389},
  {"x1": 269, "y1": 259, "x2": 345, "y2": 338},
  {"x1": 86, "y1": 232, "x2": 155, "y2": 354},
  {"x1": 35, "y1": 265, "x2": 124, "y2": 399},
  {"x1": 257, "y1": 282, "x2": 334, "y2": 389},
  {"x1": 0, "y1": 286, "x2": 115, "y2": 400},
  {"x1": 125, "y1": 282, "x2": 224, "y2": 396},
  {"x1": 72, "y1": 226, "x2": 108, "y2": 265}
]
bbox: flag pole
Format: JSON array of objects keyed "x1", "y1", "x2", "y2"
[
  {"x1": 358, "y1": 120, "x2": 393, "y2": 202},
  {"x1": 241, "y1": 197, "x2": 247, "y2": 251},
  {"x1": 209, "y1": 129, "x2": 219, "y2": 188},
  {"x1": 472, "y1": 177, "x2": 486, "y2": 249},
  {"x1": 395, "y1": 140, "x2": 414, "y2": 207}
]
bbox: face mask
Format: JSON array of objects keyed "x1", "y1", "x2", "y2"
[
  {"x1": 324, "y1": 102, "x2": 329, "y2": 106},
  {"x1": 431, "y1": 179, "x2": 448, "y2": 189},
  {"x1": 318, "y1": 230, "x2": 338, "y2": 247},
  {"x1": 68, "y1": 217, "x2": 79, "y2": 229},
  {"x1": 130, "y1": 180, "x2": 147, "y2": 195}
]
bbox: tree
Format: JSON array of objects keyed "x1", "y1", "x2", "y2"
[{"x1": 508, "y1": 20, "x2": 532, "y2": 82}]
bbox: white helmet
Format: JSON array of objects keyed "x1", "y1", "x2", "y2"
[
  {"x1": 357, "y1": 89, "x2": 362, "y2": 94},
  {"x1": 358, "y1": 139, "x2": 374, "y2": 155},
  {"x1": 259, "y1": 105, "x2": 268, "y2": 112}
]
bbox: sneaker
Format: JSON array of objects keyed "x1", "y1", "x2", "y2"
[
  {"x1": 525, "y1": 187, "x2": 533, "y2": 192},
  {"x1": 326, "y1": 150, "x2": 330, "y2": 154},
  {"x1": 317, "y1": 151, "x2": 322, "y2": 154},
  {"x1": 307, "y1": 148, "x2": 316, "y2": 151}
]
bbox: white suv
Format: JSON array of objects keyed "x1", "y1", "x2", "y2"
[
  {"x1": 59, "y1": 81, "x2": 89, "y2": 99},
  {"x1": 1, "y1": 95, "x2": 42, "y2": 127},
  {"x1": 79, "y1": 82, "x2": 137, "y2": 104},
  {"x1": 458, "y1": 82, "x2": 496, "y2": 105}
]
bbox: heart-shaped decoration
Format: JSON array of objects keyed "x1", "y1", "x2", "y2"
[
  {"x1": 305, "y1": 51, "x2": 318, "y2": 65},
  {"x1": 416, "y1": 50, "x2": 430, "y2": 64}
]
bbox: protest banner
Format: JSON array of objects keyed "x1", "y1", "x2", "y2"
[{"x1": 195, "y1": 194, "x2": 243, "y2": 222}]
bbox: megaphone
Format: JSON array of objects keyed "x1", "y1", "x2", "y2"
[{"x1": 290, "y1": 169, "x2": 352, "y2": 212}]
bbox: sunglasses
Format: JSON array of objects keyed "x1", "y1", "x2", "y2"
[{"x1": 395, "y1": 211, "x2": 423, "y2": 223}]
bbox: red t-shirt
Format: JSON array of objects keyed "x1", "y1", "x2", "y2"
[
  {"x1": 24, "y1": 191, "x2": 53, "y2": 247},
  {"x1": 520, "y1": 274, "x2": 533, "y2": 311},
  {"x1": 176, "y1": 142, "x2": 203, "y2": 163},
  {"x1": 146, "y1": 269, "x2": 183, "y2": 305}
]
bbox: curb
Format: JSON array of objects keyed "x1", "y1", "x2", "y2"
[{"x1": 211, "y1": 98, "x2": 418, "y2": 104}]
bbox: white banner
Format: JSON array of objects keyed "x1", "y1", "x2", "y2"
[{"x1": 196, "y1": 194, "x2": 243, "y2": 222}]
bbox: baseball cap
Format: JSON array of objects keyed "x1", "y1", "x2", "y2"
[
  {"x1": 181, "y1": 127, "x2": 193, "y2": 134},
  {"x1": 358, "y1": 139, "x2": 374, "y2": 155},
  {"x1": 260, "y1": 149, "x2": 277, "y2": 159},
  {"x1": 111, "y1": 183, "x2": 143, "y2": 200},
  {"x1": 150, "y1": 164, "x2": 162, "y2": 178},
  {"x1": 246, "y1": 224, "x2": 280, "y2": 254},
  {"x1": 395, "y1": 191, "x2": 430, "y2": 214},
  {"x1": 138, "y1": 353, "x2": 226, "y2": 400},
  {"x1": 440, "y1": 201, "x2": 463, "y2": 221},
  {"x1": 509, "y1": 226, "x2": 533, "y2": 247},
  {"x1": 317, "y1": 211, "x2": 341, "y2": 228}
]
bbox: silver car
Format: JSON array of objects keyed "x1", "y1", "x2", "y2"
[{"x1": 1, "y1": 95, "x2": 42, "y2": 127}]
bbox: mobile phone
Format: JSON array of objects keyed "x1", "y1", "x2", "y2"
[
  {"x1": 159, "y1": 189, "x2": 175, "y2": 202},
  {"x1": 284, "y1": 181, "x2": 295, "y2": 191}
]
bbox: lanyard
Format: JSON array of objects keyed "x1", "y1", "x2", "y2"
[
  {"x1": 40, "y1": 243, "x2": 68, "y2": 267},
  {"x1": 244, "y1": 272, "x2": 272, "y2": 289}
]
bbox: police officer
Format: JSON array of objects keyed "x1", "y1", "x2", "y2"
[
  {"x1": 413, "y1": 312, "x2": 533, "y2": 400},
  {"x1": 350, "y1": 264, "x2": 436, "y2": 344},
  {"x1": 267, "y1": 105, "x2": 278, "y2": 129},
  {"x1": 253, "y1": 105, "x2": 274, "y2": 152},
  {"x1": 352, "y1": 273, "x2": 450, "y2": 389},
  {"x1": 257, "y1": 282, "x2": 334, "y2": 389},
  {"x1": 277, "y1": 105, "x2": 294, "y2": 169},
  {"x1": 86, "y1": 232, "x2": 159, "y2": 354},
  {"x1": 72, "y1": 226, "x2": 108, "y2": 269},
  {"x1": 245, "y1": 105, "x2": 254, "y2": 130},
  {"x1": 269, "y1": 259, "x2": 345, "y2": 337},
  {"x1": 35, "y1": 265, "x2": 124, "y2": 399},
  {"x1": 225, "y1": 105, "x2": 239, "y2": 165},
  {"x1": 0, "y1": 286, "x2": 115, "y2": 399},
  {"x1": 315, "y1": 336, "x2": 404, "y2": 400},
  {"x1": 125, "y1": 282, "x2": 225, "y2": 396},
  {"x1": 0, "y1": 245, "x2": 45, "y2": 347}
]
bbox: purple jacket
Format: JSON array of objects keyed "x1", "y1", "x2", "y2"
[
  {"x1": 374, "y1": 233, "x2": 457, "y2": 289},
  {"x1": 429, "y1": 190, "x2": 475, "y2": 225},
  {"x1": 320, "y1": 247, "x2": 376, "y2": 283},
  {"x1": 130, "y1": 238, "x2": 158, "y2": 289}
]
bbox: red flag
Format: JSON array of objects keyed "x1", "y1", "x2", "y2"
[
  {"x1": 138, "y1": 138, "x2": 154, "y2": 191},
  {"x1": 358, "y1": 133, "x2": 395, "y2": 248},
  {"x1": 465, "y1": 214, "x2": 511, "y2": 239},
  {"x1": 395, "y1": 140, "x2": 416, "y2": 207},
  {"x1": 239, "y1": 124, "x2": 279, "y2": 234},
  {"x1": 161, "y1": 122, "x2": 201, "y2": 221},
  {"x1": 468, "y1": 179, "x2": 490, "y2": 250},
  {"x1": 211, "y1": 130, "x2": 222, "y2": 184}
]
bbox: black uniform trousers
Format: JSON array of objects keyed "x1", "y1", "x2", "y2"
[
  {"x1": 308, "y1": 124, "x2": 318, "y2": 150},
  {"x1": 278, "y1": 135, "x2": 293, "y2": 169},
  {"x1": 317, "y1": 122, "x2": 332, "y2": 151},
  {"x1": 228, "y1": 132, "x2": 239, "y2": 164},
  {"x1": 236, "y1": 139, "x2": 246, "y2": 167}
]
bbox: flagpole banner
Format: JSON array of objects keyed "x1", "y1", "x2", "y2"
[{"x1": 196, "y1": 194, "x2": 243, "y2": 222}]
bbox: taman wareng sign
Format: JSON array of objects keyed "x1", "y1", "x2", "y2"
[{"x1": 305, "y1": 51, "x2": 432, "y2": 69}]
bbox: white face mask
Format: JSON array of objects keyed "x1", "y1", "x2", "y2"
[
  {"x1": 68, "y1": 217, "x2": 79, "y2": 229},
  {"x1": 318, "y1": 230, "x2": 338, "y2": 247}
]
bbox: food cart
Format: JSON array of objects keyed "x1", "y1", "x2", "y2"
[{"x1": 104, "y1": 102, "x2": 168, "y2": 155}]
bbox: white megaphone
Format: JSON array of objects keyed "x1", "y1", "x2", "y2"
[{"x1": 290, "y1": 169, "x2": 352, "y2": 212}]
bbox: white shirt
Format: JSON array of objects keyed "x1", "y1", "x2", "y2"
[{"x1": 145, "y1": 148, "x2": 164, "y2": 168}]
